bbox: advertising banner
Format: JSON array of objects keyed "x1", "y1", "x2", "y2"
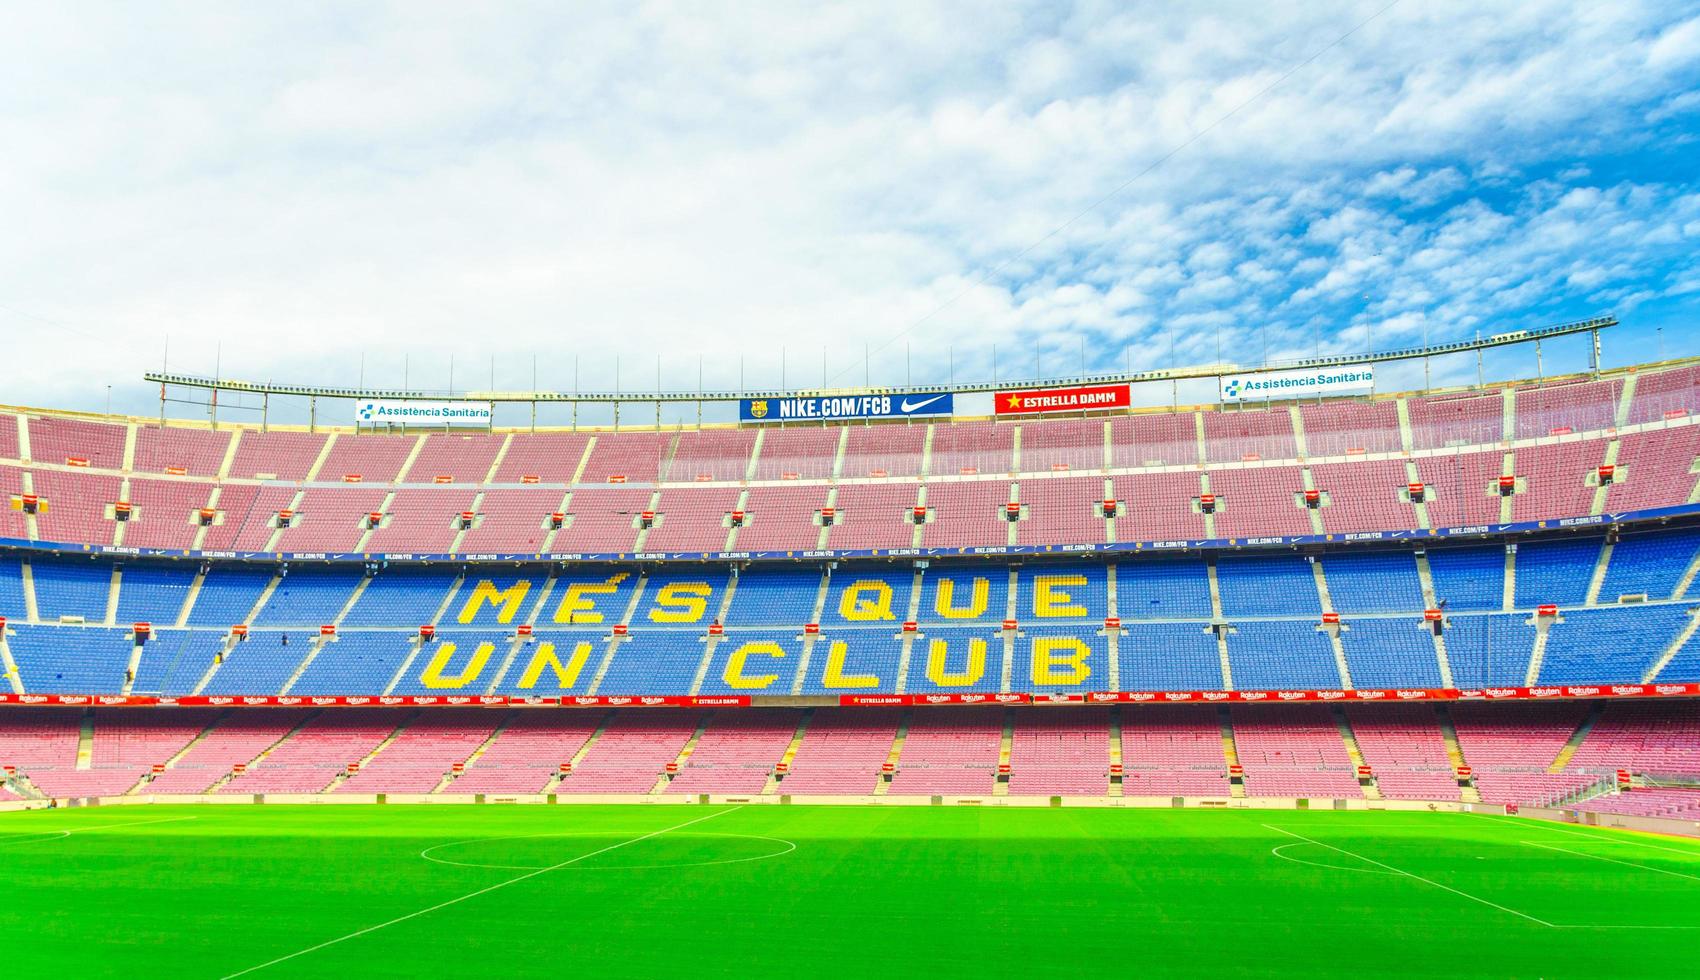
[
  {"x1": 995, "y1": 383, "x2": 1131, "y2": 416},
  {"x1": 1218, "y1": 366, "x2": 1375, "y2": 403},
  {"x1": 356, "y1": 399, "x2": 493, "y2": 427},
  {"x1": 739, "y1": 392, "x2": 953, "y2": 422}
]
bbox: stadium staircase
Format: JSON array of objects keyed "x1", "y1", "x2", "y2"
[
  {"x1": 279, "y1": 576, "x2": 373, "y2": 696},
  {"x1": 1311, "y1": 561, "x2": 1353, "y2": 689},
  {"x1": 1107, "y1": 706, "x2": 1124, "y2": 797},
  {"x1": 1205, "y1": 560, "x2": 1233, "y2": 690},
  {"x1": 1412, "y1": 551, "x2": 1455, "y2": 687},
  {"x1": 1434, "y1": 706, "x2": 1482, "y2": 803},
  {"x1": 688, "y1": 579, "x2": 741, "y2": 696},
  {"x1": 1216, "y1": 707, "x2": 1245, "y2": 798},
  {"x1": 103, "y1": 565, "x2": 122, "y2": 626},
  {"x1": 1522, "y1": 608, "x2": 1558, "y2": 687},
  {"x1": 585, "y1": 574, "x2": 648, "y2": 695},
  {"x1": 1331, "y1": 708, "x2": 1381, "y2": 800},
  {"x1": 993, "y1": 709, "x2": 1014, "y2": 797},
  {"x1": 1644, "y1": 609, "x2": 1700, "y2": 683},
  {"x1": 762, "y1": 709, "x2": 812, "y2": 795},
  {"x1": 325, "y1": 710, "x2": 417, "y2": 791},
  {"x1": 873, "y1": 710, "x2": 911, "y2": 796},
  {"x1": 174, "y1": 568, "x2": 207, "y2": 628},
  {"x1": 432, "y1": 713, "x2": 511, "y2": 793},
  {"x1": 1583, "y1": 540, "x2": 1615, "y2": 605},
  {"x1": 204, "y1": 710, "x2": 322, "y2": 794},
  {"x1": 1547, "y1": 703, "x2": 1605, "y2": 773},
  {"x1": 74, "y1": 711, "x2": 95, "y2": 770},
  {"x1": 0, "y1": 627, "x2": 24, "y2": 695},
  {"x1": 651, "y1": 714, "x2": 712, "y2": 793},
  {"x1": 134, "y1": 710, "x2": 228, "y2": 793},
  {"x1": 543, "y1": 710, "x2": 613, "y2": 793},
  {"x1": 386, "y1": 574, "x2": 467, "y2": 695},
  {"x1": 1589, "y1": 441, "x2": 1621, "y2": 517}
]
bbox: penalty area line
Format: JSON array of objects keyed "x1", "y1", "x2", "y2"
[
  {"x1": 1261, "y1": 824, "x2": 1555, "y2": 928},
  {"x1": 218, "y1": 806, "x2": 744, "y2": 979}
]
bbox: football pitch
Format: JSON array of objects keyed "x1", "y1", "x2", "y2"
[{"x1": 3, "y1": 804, "x2": 1697, "y2": 978}]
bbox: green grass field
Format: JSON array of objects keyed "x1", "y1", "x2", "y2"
[{"x1": 3, "y1": 804, "x2": 1697, "y2": 978}]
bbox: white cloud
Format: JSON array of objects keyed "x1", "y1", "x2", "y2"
[{"x1": 0, "y1": 0, "x2": 1695, "y2": 422}]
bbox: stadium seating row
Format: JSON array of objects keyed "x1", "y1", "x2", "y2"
[
  {"x1": 3, "y1": 524, "x2": 1698, "y2": 696},
  {"x1": 2, "y1": 701, "x2": 1694, "y2": 815}
]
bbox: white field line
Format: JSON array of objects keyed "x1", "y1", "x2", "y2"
[
  {"x1": 1262, "y1": 824, "x2": 1555, "y2": 928},
  {"x1": 0, "y1": 814, "x2": 197, "y2": 846},
  {"x1": 220, "y1": 806, "x2": 744, "y2": 979},
  {"x1": 1519, "y1": 840, "x2": 1700, "y2": 884},
  {"x1": 1480, "y1": 813, "x2": 1700, "y2": 858},
  {"x1": 1268, "y1": 841, "x2": 1399, "y2": 876}
]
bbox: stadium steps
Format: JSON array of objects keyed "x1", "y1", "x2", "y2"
[
  {"x1": 1403, "y1": 460, "x2": 1431, "y2": 530},
  {"x1": 1107, "y1": 706, "x2": 1124, "y2": 797},
  {"x1": 723, "y1": 488, "x2": 750, "y2": 551},
  {"x1": 873, "y1": 709, "x2": 911, "y2": 796},
  {"x1": 14, "y1": 414, "x2": 31, "y2": 465},
  {"x1": 390, "y1": 434, "x2": 431, "y2": 484},
  {"x1": 262, "y1": 489, "x2": 308, "y2": 551},
  {"x1": 815, "y1": 485, "x2": 839, "y2": 551},
  {"x1": 20, "y1": 557, "x2": 40, "y2": 623},
  {"x1": 110, "y1": 477, "x2": 130, "y2": 549},
  {"x1": 433, "y1": 711, "x2": 513, "y2": 793},
  {"x1": 910, "y1": 484, "x2": 928, "y2": 550},
  {"x1": 448, "y1": 491, "x2": 486, "y2": 553},
  {"x1": 657, "y1": 432, "x2": 682, "y2": 483},
  {"x1": 1547, "y1": 703, "x2": 1605, "y2": 773},
  {"x1": 1583, "y1": 540, "x2": 1615, "y2": 605},
  {"x1": 302, "y1": 433, "x2": 338, "y2": 482},
  {"x1": 1217, "y1": 707, "x2": 1245, "y2": 799},
  {"x1": 74, "y1": 710, "x2": 95, "y2": 770},
  {"x1": 993, "y1": 708, "x2": 1014, "y2": 796},
  {"x1": 888, "y1": 568, "x2": 926, "y2": 695},
  {"x1": 1394, "y1": 397, "x2": 1416, "y2": 453},
  {"x1": 1643, "y1": 608, "x2": 1700, "y2": 683},
  {"x1": 1433, "y1": 706, "x2": 1482, "y2": 803},
  {"x1": 120, "y1": 421, "x2": 138, "y2": 472},
  {"x1": 1002, "y1": 568, "x2": 1020, "y2": 691},
  {"x1": 543, "y1": 710, "x2": 614, "y2": 793},
  {"x1": 1006, "y1": 482, "x2": 1020, "y2": 548},
  {"x1": 353, "y1": 490, "x2": 398, "y2": 553},
  {"x1": 1521, "y1": 611, "x2": 1555, "y2": 686},
  {"x1": 1613, "y1": 373, "x2": 1639, "y2": 429},
  {"x1": 326, "y1": 710, "x2": 419, "y2": 791},
  {"x1": 121, "y1": 633, "x2": 144, "y2": 697},
  {"x1": 1672, "y1": 546, "x2": 1700, "y2": 600},
  {"x1": 1412, "y1": 551, "x2": 1456, "y2": 687},
  {"x1": 1300, "y1": 466, "x2": 1325, "y2": 535},
  {"x1": 192, "y1": 573, "x2": 283, "y2": 695},
  {"x1": 1205, "y1": 560, "x2": 1233, "y2": 689},
  {"x1": 1502, "y1": 545, "x2": 1516, "y2": 612},
  {"x1": 1498, "y1": 452, "x2": 1517, "y2": 524},
  {"x1": 1288, "y1": 405, "x2": 1308, "y2": 458},
  {"x1": 1311, "y1": 560, "x2": 1352, "y2": 689},
  {"x1": 128, "y1": 711, "x2": 229, "y2": 795},
  {"x1": 652, "y1": 714, "x2": 713, "y2": 793},
  {"x1": 174, "y1": 567, "x2": 207, "y2": 627},
  {"x1": 1331, "y1": 708, "x2": 1381, "y2": 800},
  {"x1": 1197, "y1": 471, "x2": 1215, "y2": 538},
  {"x1": 919, "y1": 422, "x2": 936, "y2": 478},
  {"x1": 280, "y1": 575, "x2": 374, "y2": 695},
  {"x1": 0, "y1": 629, "x2": 24, "y2": 694},
  {"x1": 632, "y1": 489, "x2": 663, "y2": 552},
  {"x1": 380, "y1": 574, "x2": 461, "y2": 694},
  {"x1": 19, "y1": 469, "x2": 40, "y2": 541},
  {"x1": 203, "y1": 709, "x2": 323, "y2": 793},
  {"x1": 763, "y1": 708, "x2": 812, "y2": 795},
  {"x1": 481, "y1": 433, "x2": 514, "y2": 484},
  {"x1": 104, "y1": 564, "x2": 122, "y2": 626},
  {"x1": 5, "y1": 771, "x2": 46, "y2": 800},
  {"x1": 1588, "y1": 440, "x2": 1621, "y2": 517},
  {"x1": 829, "y1": 426, "x2": 850, "y2": 480},
  {"x1": 787, "y1": 571, "x2": 833, "y2": 695},
  {"x1": 1500, "y1": 387, "x2": 1516, "y2": 443},
  {"x1": 586, "y1": 573, "x2": 649, "y2": 695},
  {"x1": 188, "y1": 483, "x2": 227, "y2": 552},
  {"x1": 743, "y1": 428, "x2": 765, "y2": 483},
  {"x1": 1104, "y1": 565, "x2": 1121, "y2": 691},
  {"x1": 1102, "y1": 476, "x2": 1118, "y2": 544},
  {"x1": 215, "y1": 428, "x2": 243, "y2": 480},
  {"x1": 687, "y1": 579, "x2": 741, "y2": 695}
]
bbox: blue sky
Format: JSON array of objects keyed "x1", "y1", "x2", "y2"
[{"x1": 2, "y1": 1, "x2": 1698, "y2": 426}]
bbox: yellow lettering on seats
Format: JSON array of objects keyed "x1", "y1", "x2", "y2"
[
  {"x1": 723, "y1": 641, "x2": 786, "y2": 690},
  {"x1": 552, "y1": 573, "x2": 631, "y2": 624},
  {"x1": 934, "y1": 577, "x2": 989, "y2": 619},
  {"x1": 821, "y1": 641, "x2": 880, "y2": 689},
  {"x1": 419, "y1": 642, "x2": 493, "y2": 689},
  {"x1": 1032, "y1": 574, "x2": 1088, "y2": 618},
  {"x1": 924, "y1": 637, "x2": 986, "y2": 687},
  {"x1": 647, "y1": 582, "x2": 714, "y2": 623},
  {"x1": 1030, "y1": 637, "x2": 1092, "y2": 686},
  {"x1": 516, "y1": 641, "x2": 594, "y2": 690},
  {"x1": 838, "y1": 581, "x2": 895, "y2": 621},
  {"x1": 458, "y1": 580, "x2": 532, "y2": 624}
]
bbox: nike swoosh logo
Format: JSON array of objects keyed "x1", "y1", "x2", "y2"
[{"x1": 900, "y1": 394, "x2": 946, "y2": 413}]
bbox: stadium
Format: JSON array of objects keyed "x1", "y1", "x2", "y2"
[{"x1": 5, "y1": 4, "x2": 1700, "y2": 977}]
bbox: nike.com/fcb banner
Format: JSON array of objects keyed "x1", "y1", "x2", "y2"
[
  {"x1": 356, "y1": 399, "x2": 494, "y2": 426},
  {"x1": 1218, "y1": 366, "x2": 1375, "y2": 403},
  {"x1": 995, "y1": 383, "x2": 1131, "y2": 416},
  {"x1": 740, "y1": 392, "x2": 954, "y2": 422}
]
